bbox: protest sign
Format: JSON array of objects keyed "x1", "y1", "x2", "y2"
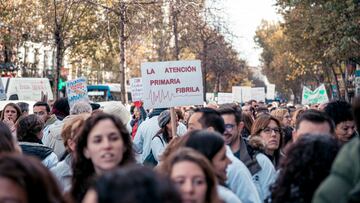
[
  {"x1": 302, "y1": 84, "x2": 329, "y2": 105},
  {"x1": 206, "y1": 93, "x2": 216, "y2": 103},
  {"x1": 130, "y1": 77, "x2": 143, "y2": 102},
  {"x1": 66, "y1": 77, "x2": 89, "y2": 109},
  {"x1": 251, "y1": 87, "x2": 266, "y2": 102},
  {"x1": 232, "y1": 86, "x2": 252, "y2": 103},
  {"x1": 141, "y1": 60, "x2": 203, "y2": 109},
  {"x1": 0, "y1": 79, "x2": 6, "y2": 100},
  {"x1": 217, "y1": 92, "x2": 234, "y2": 104},
  {"x1": 355, "y1": 70, "x2": 360, "y2": 97},
  {"x1": 232, "y1": 86, "x2": 242, "y2": 103},
  {"x1": 266, "y1": 84, "x2": 275, "y2": 100}
]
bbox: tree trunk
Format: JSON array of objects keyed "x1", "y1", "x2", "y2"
[
  {"x1": 338, "y1": 62, "x2": 349, "y2": 101},
  {"x1": 53, "y1": 0, "x2": 64, "y2": 100},
  {"x1": 330, "y1": 64, "x2": 341, "y2": 100},
  {"x1": 171, "y1": 1, "x2": 180, "y2": 60},
  {"x1": 54, "y1": 31, "x2": 64, "y2": 100},
  {"x1": 21, "y1": 45, "x2": 29, "y2": 77},
  {"x1": 214, "y1": 73, "x2": 220, "y2": 93},
  {"x1": 118, "y1": 2, "x2": 127, "y2": 104},
  {"x1": 324, "y1": 65, "x2": 333, "y2": 99},
  {"x1": 291, "y1": 88, "x2": 299, "y2": 104},
  {"x1": 54, "y1": 24, "x2": 64, "y2": 100},
  {"x1": 202, "y1": 42, "x2": 207, "y2": 101}
]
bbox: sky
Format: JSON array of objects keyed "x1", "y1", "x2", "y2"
[{"x1": 222, "y1": 0, "x2": 282, "y2": 67}]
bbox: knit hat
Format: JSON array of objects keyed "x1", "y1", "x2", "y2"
[
  {"x1": 158, "y1": 110, "x2": 171, "y2": 128},
  {"x1": 102, "y1": 101, "x2": 131, "y2": 125},
  {"x1": 148, "y1": 108, "x2": 168, "y2": 119}
]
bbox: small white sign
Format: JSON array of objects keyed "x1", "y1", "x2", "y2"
[
  {"x1": 266, "y1": 84, "x2": 275, "y2": 100},
  {"x1": 66, "y1": 77, "x2": 89, "y2": 109},
  {"x1": 232, "y1": 86, "x2": 252, "y2": 103},
  {"x1": 206, "y1": 93, "x2": 215, "y2": 102},
  {"x1": 232, "y1": 86, "x2": 242, "y2": 103},
  {"x1": 251, "y1": 87, "x2": 266, "y2": 102},
  {"x1": 141, "y1": 60, "x2": 203, "y2": 109},
  {"x1": 130, "y1": 77, "x2": 143, "y2": 102},
  {"x1": 217, "y1": 92, "x2": 234, "y2": 104},
  {"x1": 356, "y1": 70, "x2": 360, "y2": 97},
  {"x1": 0, "y1": 79, "x2": 6, "y2": 100}
]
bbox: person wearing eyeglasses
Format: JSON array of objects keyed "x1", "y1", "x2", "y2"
[
  {"x1": 270, "y1": 108, "x2": 294, "y2": 147},
  {"x1": 249, "y1": 114, "x2": 283, "y2": 169},
  {"x1": 218, "y1": 105, "x2": 276, "y2": 201}
]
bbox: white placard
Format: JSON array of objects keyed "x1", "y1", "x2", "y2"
[
  {"x1": 130, "y1": 77, "x2": 143, "y2": 102},
  {"x1": 232, "y1": 86, "x2": 242, "y2": 103},
  {"x1": 242, "y1": 86, "x2": 252, "y2": 102},
  {"x1": 251, "y1": 87, "x2": 266, "y2": 102},
  {"x1": 5, "y1": 78, "x2": 54, "y2": 101},
  {"x1": 206, "y1": 93, "x2": 215, "y2": 102},
  {"x1": 0, "y1": 79, "x2": 6, "y2": 100},
  {"x1": 66, "y1": 77, "x2": 89, "y2": 109},
  {"x1": 232, "y1": 86, "x2": 253, "y2": 103},
  {"x1": 217, "y1": 92, "x2": 234, "y2": 104},
  {"x1": 266, "y1": 84, "x2": 275, "y2": 100},
  {"x1": 141, "y1": 60, "x2": 203, "y2": 109},
  {"x1": 355, "y1": 72, "x2": 360, "y2": 97}
]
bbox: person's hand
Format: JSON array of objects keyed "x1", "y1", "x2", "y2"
[{"x1": 3, "y1": 117, "x2": 16, "y2": 132}]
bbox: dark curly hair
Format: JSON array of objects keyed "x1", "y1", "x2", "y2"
[
  {"x1": 16, "y1": 114, "x2": 44, "y2": 143},
  {"x1": 92, "y1": 165, "x2": 182, "y2": 203},
  {"x1": 193, "y1": 108, "x2": 225, "y2": 134},
  {"x1": 267, "y1": 134, "x2": 340, "y2": 203},
  {"x1": 324, "y1": 100, "x2": 353, "y2": 126},
  {"x1": 0, "y1": 121, "x2": 16, "y2": 153},
  {"x1": 71, "y1": 113, "x2": 135, "y2": 202}
]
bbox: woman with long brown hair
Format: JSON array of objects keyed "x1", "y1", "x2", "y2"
[
  {"x1": 249, "y1": 114, "x2": 283, "y2": 168},
  {"x1": 1, "y1": 103, "x2": 22, "y2": 134},
  {"x1": 161, "y1": 147, "x2": 222, "y2": 203},
  {"x1": 70, "y1": 113, "x2": 135, "y2": 202}
]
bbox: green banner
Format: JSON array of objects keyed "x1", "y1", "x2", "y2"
[{"x1": 302, "y1": 84, "x2": 329, "y2": 105}]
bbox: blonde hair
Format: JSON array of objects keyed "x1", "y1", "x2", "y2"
[
  {"x1": 270, "y1": 109, "x2": 288, "y2": 123},
  {"x1": 291, "y1": 108, "x2": 305, "y2": 127},
  {"x1": 61, "y1": 114, "x2": 90, "y2": 151}
]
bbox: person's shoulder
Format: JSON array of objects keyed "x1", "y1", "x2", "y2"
[
  {"x1": 43, "y1": 152, "x2": 59, "y2": 169},
  {"x1": 152, "y1": 134, "x2": 164, "y2": 142},
  {"x1": 226, "y1": 147, "x2": 251, "y2": 173},
  {"x1": 338, "y1": 138, "x2": 360, "y2": 158},
  {"x1": 51, "y1": 159, "x2": 71, "y2": 176},
  {"x1": 255, "y1": 153, "x2": 274, "y2": 166},
  {"x1": 333, "y1": 138, "x2": 360, "y2": 166},
  {"x1": 217, "y1": 185, "x2": 243, "y2": 203}
]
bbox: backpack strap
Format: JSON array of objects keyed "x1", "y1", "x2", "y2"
[{"x1": 152, "y1": 134, "x2": 165, "y2": 146}]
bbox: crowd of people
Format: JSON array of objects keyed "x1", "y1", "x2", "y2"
[{"x1": 0, "y1": 97, "x2": 359, "y2": 203}]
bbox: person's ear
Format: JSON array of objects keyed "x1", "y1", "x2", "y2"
[
  {"x1": 68, "y1": 139, "x2": 76, "y2": 152},
  {"x1": 292, "y1": 130, "x2": 298, "y2": 143},
  {"x1": 83, "y1": 147, "x2": 90, "y2": 159},
  {"x1": 238, "y1": 121, "x2": 244, "y2": 132}
]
